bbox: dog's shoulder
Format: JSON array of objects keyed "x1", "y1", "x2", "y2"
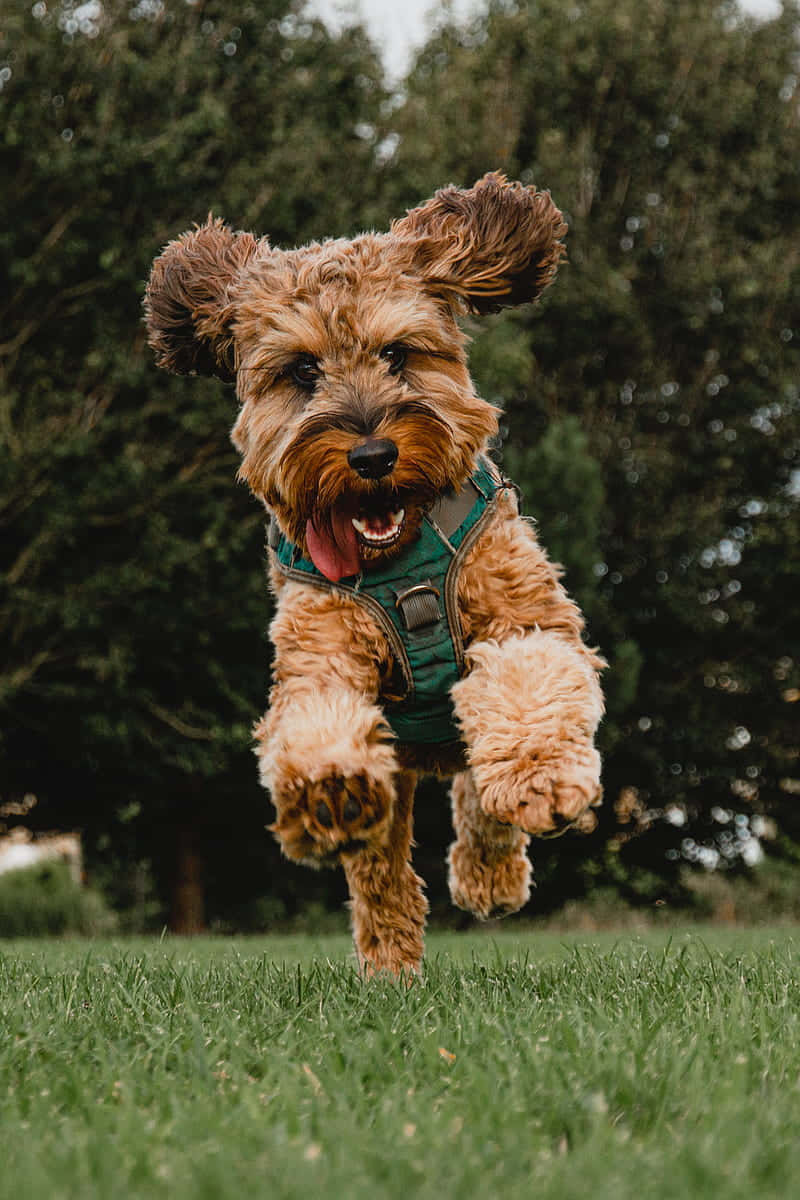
[{"x1": 456, "y1": 490, "x2": 587, "y2": 642}]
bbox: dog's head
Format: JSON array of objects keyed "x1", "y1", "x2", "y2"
[{"x1": 145, "y1": 173, "x2": 565, "y2": 580}]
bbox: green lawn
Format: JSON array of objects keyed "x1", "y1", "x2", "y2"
[{"x1": 2, "y1": 928, "x2": 799, "y2": 1199}]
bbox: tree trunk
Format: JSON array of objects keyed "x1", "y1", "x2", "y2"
[{"x1": 170, "y1": 822, "x2": 205, "y2": 934}]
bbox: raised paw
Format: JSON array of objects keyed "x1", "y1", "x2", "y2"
[
  {"x1": 480, "y1": 744, "x2": 602, "y2": 837},
  {"x1": 270, "y1": 772, "x2": 394, "y2": 867}
]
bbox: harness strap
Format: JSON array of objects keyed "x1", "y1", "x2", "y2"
[{"x1": 393, "y1": 580, "x2": 442, "y2": 631}]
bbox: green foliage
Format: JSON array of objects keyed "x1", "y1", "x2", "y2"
[
  {"x1": 503, "y1": 413, "x2": 605, "y2": 599},
  {"x1": 685, "y1": 857, "x2": 800, "y2": 924},
  {"x1": 0, "y1": 0, "x2": 386, "y2": 917},
  {"x1": 2, "y1": 933, "x2": 800, "y2": 1197},
  {"x1": 0, "y1": 864, "x2": 116, "y2": 937},
  {"x1": 2, "y1": 0, "x2": 799, "y2": 920},
  {"x1": 385, "y1": 0, "x2": 800, "y2": 887}
]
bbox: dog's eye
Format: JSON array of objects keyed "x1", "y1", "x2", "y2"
[
  {"x1": 379, "y1": 343, "x2": 407, "y2": 375},
  {"x1": 288, "y1": 354, "x2": 321, "y2": 390}
]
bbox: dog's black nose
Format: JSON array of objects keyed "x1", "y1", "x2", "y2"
[{"x1": 347, "y1": 438, "x2": 398, "y2": 479}]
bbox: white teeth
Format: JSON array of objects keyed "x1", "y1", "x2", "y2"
[{"x1": 351, "y1": 508, "x2": 406, "y2": 543}]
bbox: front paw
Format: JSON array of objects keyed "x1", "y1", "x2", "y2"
[
  {"x1": 479, "y1": 743, "x2": 602, "y2": 836},
  {"x1": 270, "y1": 772, "x2": 395, "y2": 867}
]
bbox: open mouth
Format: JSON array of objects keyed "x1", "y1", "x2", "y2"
[
  {"x1": 305, "y1": 494, "x2": 409, "y2": 582},
  {"x1": 351, "y1": 506, "x2": 405, "y2": 548}
]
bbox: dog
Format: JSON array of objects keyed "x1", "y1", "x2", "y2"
[{"x1": 145, "y1": 172, "x2": 604, "y2": 975}]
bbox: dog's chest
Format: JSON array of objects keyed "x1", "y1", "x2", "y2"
[{"x1": 270, "y1": 460, "x2": 507, "y2": 745}]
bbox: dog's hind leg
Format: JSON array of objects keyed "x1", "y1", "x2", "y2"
[
  {"x1": 342, "y1": 769, "x2": 428, "y2": 977},
  {"x1": 447, "y1": 770, "x2": 532, "y2": 919}
]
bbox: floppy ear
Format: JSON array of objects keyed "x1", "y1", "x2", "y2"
[
  {"x1": 144, "y1": 217, "x2": 261, "y2": 382},
  {"x1": 391, "y1": 171, "x2": 566, "y2": 314}
]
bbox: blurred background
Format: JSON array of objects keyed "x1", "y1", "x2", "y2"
[{"x1": 1, "y1": 0, "x2": 798, "y2": 936}]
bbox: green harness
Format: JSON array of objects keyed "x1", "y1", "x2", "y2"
[{"x1": 269, "y1": 459, "x2": 506, "y2": 745}]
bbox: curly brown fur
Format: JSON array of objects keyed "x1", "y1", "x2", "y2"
[
  {"x1": 391, "y1": 171, "x2": 567, "y2": 314},
  {"x1": 255, "y1": 579, "x2": 398, "y2": 868},
  {"x1": 144, "y1": 218, "x2": 260, "y2": 380},
  {"x1": 145, "y1": 173, "x2": 603, "y2": 976},
  {"x1": 343, "y1": 770, "x2": 428, "y2": 977},
  {"x1": 448, "y1": 770, "x2": 532, "y2": 919}
]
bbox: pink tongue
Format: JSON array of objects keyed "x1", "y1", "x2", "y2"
[{"x1": 306, "y1": 511, "x2": 361, "y2": 582}]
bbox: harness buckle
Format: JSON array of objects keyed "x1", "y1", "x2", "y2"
[{"x1": 394, "y1": 580, "x2": 442, "y2": 631}]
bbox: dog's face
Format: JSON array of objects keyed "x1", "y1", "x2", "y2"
[
  {"x1": 229, "y1": 239, "x2": 497, "y2": 579},
  {"x1": 145, "y1": 173, "x2": 565, "y2": 579}
]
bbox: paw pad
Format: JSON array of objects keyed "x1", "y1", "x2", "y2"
[{"x1": 272, "y1": 772, "x2": 393, "y2": 865}]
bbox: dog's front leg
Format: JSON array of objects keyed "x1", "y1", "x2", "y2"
[
  {"x1": 451, "y1": 629, "x2": 603, "y2": 835},
  {"x1": 255, "y1": 579, "x2": 400, "y2": 865},
  {"x1": 453, "y1": 497, "x2": 604, "y2": 835},
  {"x1": 256, "y1": 683, "x2": 399, "y2": 864}
]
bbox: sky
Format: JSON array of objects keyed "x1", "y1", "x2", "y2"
[{"x1": 307, "y1": 0, "x2": 785, "y2": 80}]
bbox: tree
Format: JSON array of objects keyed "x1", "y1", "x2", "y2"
[
  {"x1": 4, "y1": 0, "x2": 798, "y2": 927},
  {"x1": 0, "y1": 0, "x2": 385, "y2": 928},
  {"x1": 382, "y1": 0, "x2": 800, "y2": 906}
]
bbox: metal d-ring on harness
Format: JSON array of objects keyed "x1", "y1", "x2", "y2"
[
  {"x1": 389, "y1": 490, "x2": 475, "y2": 633},
  {"x1": 269, "y1": 458, "x2": 505, "y2": 745}
]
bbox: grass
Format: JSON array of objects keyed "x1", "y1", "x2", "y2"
[{"x1": 2, "y1": 928, "x2": 799, "y2": 1199}]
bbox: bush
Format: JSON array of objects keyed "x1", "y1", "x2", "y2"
[
  {"x1": 683, "y1": 859, "x2": 800, "y2": 925},
  {"x1": 0, "y1": 864, "x2": 117, "y2": 937}
]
